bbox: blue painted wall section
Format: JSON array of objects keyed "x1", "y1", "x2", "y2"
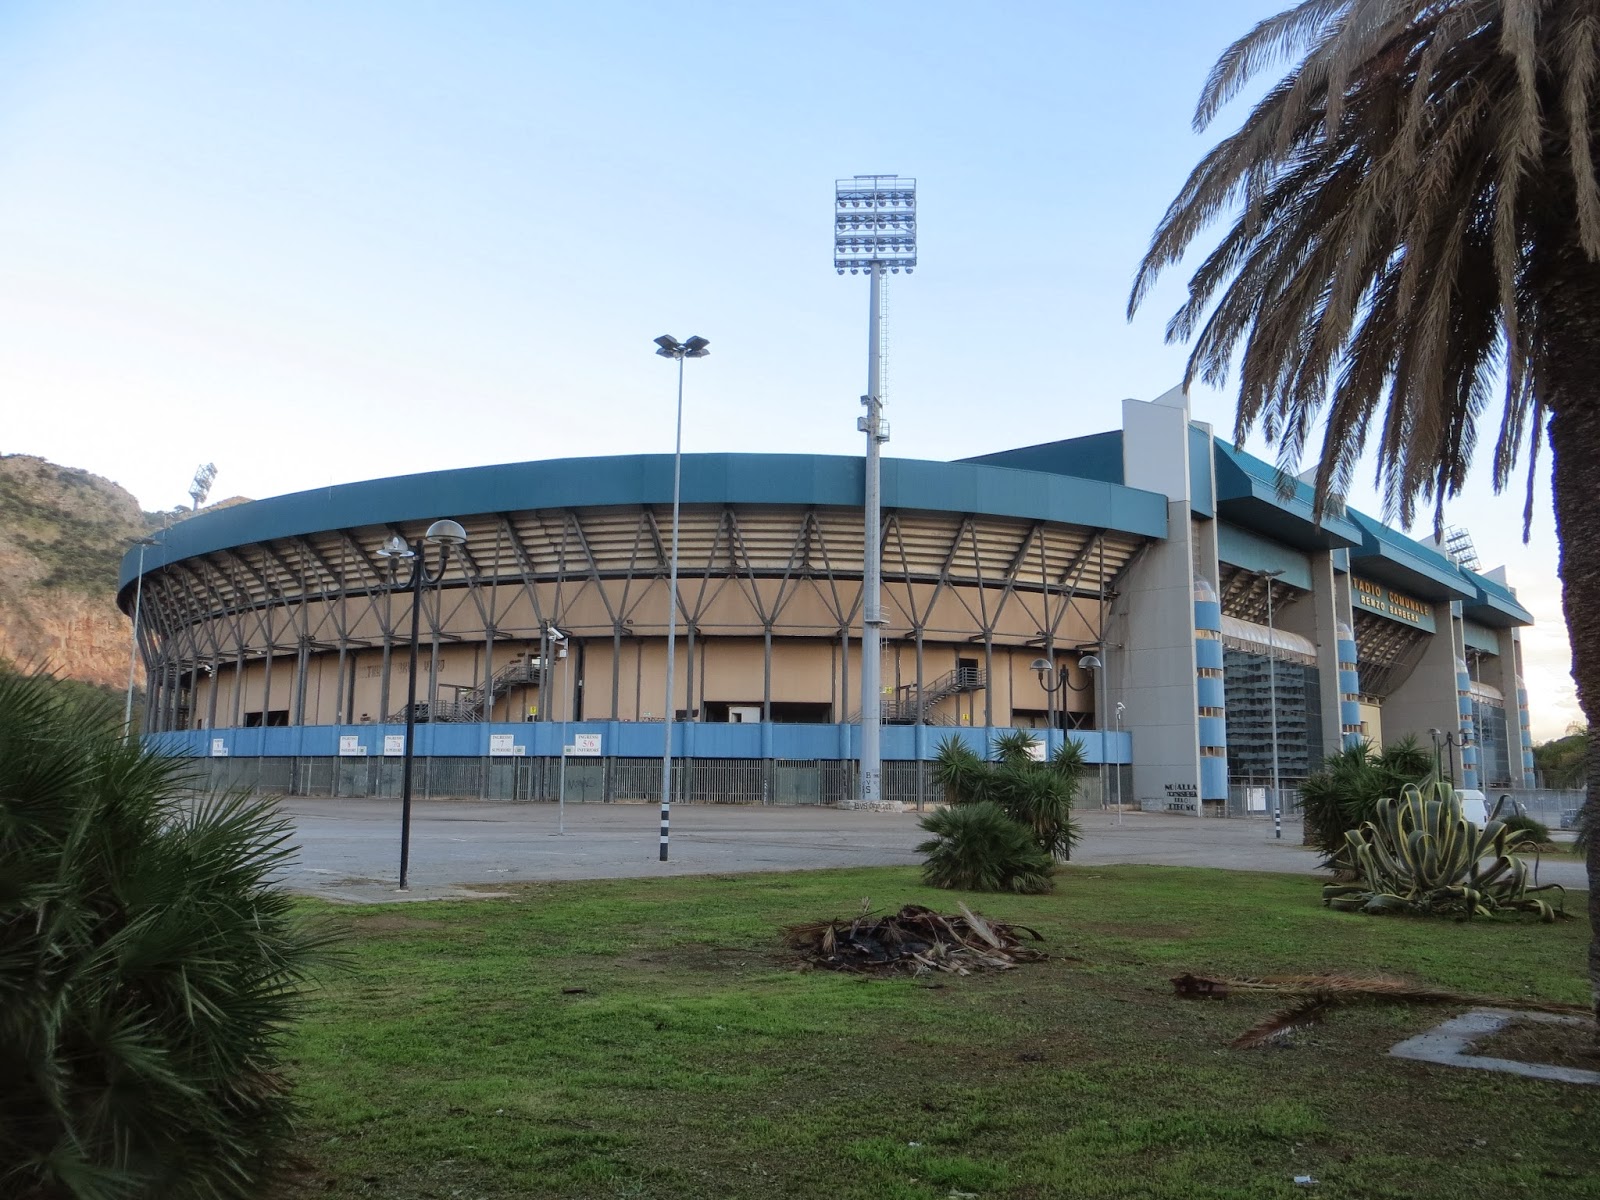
[
  {"x1": 149, "y1": 723, "x2": 1134, "y2": 764},
  {"x1": 1194, "y1": 593, "x2": 1228, "y2": 801},
  {"x1": 1337, "y1": 632, "x2": 1363, "y2": 749}
]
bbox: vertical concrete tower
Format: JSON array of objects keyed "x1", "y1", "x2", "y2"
[
  {"x1": 1516, "y1": 673, "x2": 1536, "y2": 785},
  {"x1": 1193, "y1": 575, "x2": 1228, "y2": 802},
  {"x1": 1455, "y1": 655, "x2": 1480, "y2": 790},
  {"x1": 1336, "y1": 622, "x2": 1363, "y2": 749}
]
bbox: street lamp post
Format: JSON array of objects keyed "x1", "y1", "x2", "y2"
[
  {"x1": 1260, "y1": 569, "x2": 1286, "y2": 839},
  {"x1": 835, "y1": 175, "x2": 916, "y2": 807},
  {"x1": 1427, "y1": 727, "x2": 1462, "y2": 786},
  {"x1": 550, "y1": 625, "x2": 569, "y2": 835},
  {"x1": 122, "y1": 535, "x2": 160, "y2": 740},
  {"x1": 653, "y1": 334, "x2": 710, "y2": 862},
  {"x1": 377, "y1": 519, "x2": 468, "y2": 891},
  {"x1": 1030, "y1": 653, "x2": 1104, "y2": 849}
]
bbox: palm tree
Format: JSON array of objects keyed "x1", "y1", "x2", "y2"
[{"x1": 1128, "y1": 1, "x2": 1600, "y2": 1017}]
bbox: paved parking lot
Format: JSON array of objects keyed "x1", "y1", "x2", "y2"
[{"x1": 272, "y1": 797, "x2": 1590, "y2": 903}]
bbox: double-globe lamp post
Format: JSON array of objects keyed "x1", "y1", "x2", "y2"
[
  {"x1": 653, "y1": 334, "x2": 709, "y2": 862},
  {"x1": 377, "y1": 519, "x2": 468, "y2": 891},
  {"x1": 1028, "y1": 653, "x2": 1105, "y2": 856}
]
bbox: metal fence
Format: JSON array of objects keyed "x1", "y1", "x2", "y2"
[
  {"x1": 1488, "y1": 788, "x2": 1586, "y2": 829},
  {"x1": 171, "y1": 753, "x2": 1132, "y2": 811},
  {"x1": 1224, "y1": 778, "x2": 1307, "y2": 820}
]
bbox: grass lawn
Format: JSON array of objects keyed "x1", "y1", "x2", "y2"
[{"x1": 287, "y1": 865, "x2": 1596, "y2": 1200}]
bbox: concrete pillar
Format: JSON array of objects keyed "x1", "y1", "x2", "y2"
[
  {"x1": 1384, "y1": 599, "x2": 1468, "y2": 780},
  {"x1": 1112, "y1": 386, "x2": 1204, "y2": 814}
]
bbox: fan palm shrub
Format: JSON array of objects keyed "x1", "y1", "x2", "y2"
[
  {"x1": 1323, "y1": 782, "x2": 1565, "y2": 921},
  {"x1": 923, "y1": 732, "x2": 1085, "y2": 890},
  {"x1": 0, "y1": 670, "x2": 337, "y2": 1200},
  {"x1": 1129, "y1": 0, "x2": 1600, "y2": 1017},
  {"x1": 916, "y1": 802, "x2": 1054, "y2": 895},
  {"x1": 1298, "y1": 736, "x2": 1432, "y2": 869}
]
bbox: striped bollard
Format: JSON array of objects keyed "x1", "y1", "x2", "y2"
[{"x1": 660, "y1": 799, "x2": 670, "y2": 862}]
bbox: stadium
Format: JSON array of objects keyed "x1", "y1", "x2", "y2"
[{"x1": 122, "y1": 389, "x2": 1536, "y2": 810}]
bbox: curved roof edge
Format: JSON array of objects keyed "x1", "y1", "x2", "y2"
[{"x1": 118, "y1": 452, "x2": 1169, "y2": 594}]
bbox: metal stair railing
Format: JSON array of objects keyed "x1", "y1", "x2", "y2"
[
  {"x1": 848, "y1": 664, "x2": 986, "y2": 725},
  {"x1": 386, "y1": 656, "x2": 545, "y2": 724}
]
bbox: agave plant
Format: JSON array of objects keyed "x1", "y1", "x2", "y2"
[
  {"x1": 0, "y1": 670, "x2": 339, "y2": 1199},
  {"x1": 916, "y1": 801, "x2": 1054, "y2": 895},
  {"x1": 1322, "y1": 782, "x2": 1566, "y2": 922}
]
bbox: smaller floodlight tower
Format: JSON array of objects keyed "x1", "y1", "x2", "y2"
[
  {"x1": 189, "y1": 463, "x2": 218, "y2": 511},
  {"x1": 835, "y1": 175, "x2": 916, "y2": 806}
]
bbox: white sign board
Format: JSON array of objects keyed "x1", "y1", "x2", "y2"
[
  {"x1": 210, "y1": 738, "x2": 229, "y2": 758},
  {"x1": 383, "y1": 734, "x2": 406, "y2": 757},
  {"x1": 489, "y1": 733, "x2": 518, "y2": 757},
  {"x1": 338, "y1": 735, "x2": 367, "y2": 757},
  {"x1": 1024, "y1": 739, "x2": 1046, "y2": 762},
  {"x1": 564, "y1": 733, "x2": 602, "y2": 757}
]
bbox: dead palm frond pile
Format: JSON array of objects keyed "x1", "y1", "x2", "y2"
[
  {"x1": 1172, "y1": 973, "x2": 1594, "y2": 1049},
  {"x1": 784, "y1": 903, "x2": 1046, "y2": 976}
]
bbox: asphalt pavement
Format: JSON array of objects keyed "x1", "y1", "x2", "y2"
[{"x1": 275, "y1": 798, "x2": 1589, "y2": 903}]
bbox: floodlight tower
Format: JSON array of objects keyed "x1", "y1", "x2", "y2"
[
  {"x1": 188, "y1": 463, "x2": 217, "y2": 511},
  {"x1": 835, "y1": 174, "x2": 916, "y2": 806}
]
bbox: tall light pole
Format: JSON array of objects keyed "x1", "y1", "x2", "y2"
[
  {"x1": 653, "y1": 334, "x2": 710, "y2": 862},
  {"x1": 1260, "y1": 568, "x2": 1286, "y2": 839},
  {"x1": 122, "y1": 535, "x2": 160, "y2": 740},
  {"x1": 377, "y1": 519, "x2": 468, "y2": 891},
  {"x1": 549, "y1": 625, "x2": 570, "y2": 835},
  {"x1": 835, "y1": 174, "x2": 916, "y2": 806}
]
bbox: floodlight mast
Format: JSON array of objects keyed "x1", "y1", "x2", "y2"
[{"x1": 835, "y1": 174, "x2": 916, "y2": 807}]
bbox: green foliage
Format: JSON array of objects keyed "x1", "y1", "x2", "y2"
[
  {"x1": 915, "y1": 801, "x2": 1054, "y2": 894},
  {"x1": 930, "y1": 732, "x2": 1085, "y2": 867},
  {"x1": 1323, "y1": 782, "x2": 1566, "y2": 922},
  {"x1": 1533, "y1": 728, "x2": 1588, "y2": 788},
  {"x1": 0, "y1": 671, "x2": 338, "y2": 1200},
  {"x1": 1298, "y1": 738, "x2": 1432, "y2": 870},
  {"x1": 1497, "y1": 813, "x2": 1552, "y2": 844}
]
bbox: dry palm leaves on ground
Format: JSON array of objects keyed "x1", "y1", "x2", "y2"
[
  {"x1": 785, "y1": 903, "x2": 1046, "y2": 976},
  {"x1": 1172, "y1": 973, "x2": 1595, "y2": 1049}
]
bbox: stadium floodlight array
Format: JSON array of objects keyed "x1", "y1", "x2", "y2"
[{"x1": 834, "y1": 175, "x2": 917, "y2": 274}]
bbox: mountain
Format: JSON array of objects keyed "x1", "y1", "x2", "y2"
[{"x1": 0, "y1": 454, "x2": 164, "y2": 689}]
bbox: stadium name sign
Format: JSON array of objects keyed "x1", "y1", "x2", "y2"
[{"x1": 1352, "y1": 577, "x2": 1433, "y2": 629}]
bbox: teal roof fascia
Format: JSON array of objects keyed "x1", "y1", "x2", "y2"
[
  {"x1": 1188, "y1": 423, "x2": 1215, "y2": 518},
  {"x1": 120, "y1": 452, "x2": 1169, "y2": 596},
  {"x1": 1346, "y1": 511, "x2": 1476, "y2": 602},
  {"x1": 1461, "y1": 569, "x2": 1533, "y2": 627},
  {"x1": 1462, "y1": 620, "x2": 1504, "y2": 654},
  {"x1": 958, "y1": 431, "x2": 1125, "y2": 484},
  {"x1": 1211, "y1": 442, "x2": 1363, "y2": 549}
]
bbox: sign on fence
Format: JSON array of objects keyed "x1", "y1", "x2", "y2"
[
  {"x1": 383, "y1": 734, "x2": 405, "y2": 757},
  {"x1": 565, "y1": 733, "x2": 602, "y2": 757},
  {"x1": 210, "y1": 738, "x2": 228, "y2": 758},
  {"x1": 338, "y1": 735, "x2": 367, "y2": 757},
  {"x1": 490, "y1": 734, "x2": 526, "y2": 757}
]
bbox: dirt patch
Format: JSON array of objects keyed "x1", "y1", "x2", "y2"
[{"x1": 1474, "y1": 1017, "x2": 1600, "y2": 1071}]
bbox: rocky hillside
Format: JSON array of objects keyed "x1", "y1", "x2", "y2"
[{"x1": 0, "y1": 455, "x2": 164, "y2": 688}]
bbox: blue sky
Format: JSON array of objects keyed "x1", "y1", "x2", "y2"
[{"x1": 0, "y1": 1, "x2": 1578, "y2": 735}]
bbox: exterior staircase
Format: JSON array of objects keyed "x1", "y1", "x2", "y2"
[
  {"x1": 386, "y1": 655, "x2": 545, "y2": 724},
  {"x1": 849, "y1": 664, "x2": 986, "y2": 725}
]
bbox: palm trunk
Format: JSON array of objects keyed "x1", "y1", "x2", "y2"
[{"x1": 1546, "y1": 396, "x2": 1600, "y2": 1026}]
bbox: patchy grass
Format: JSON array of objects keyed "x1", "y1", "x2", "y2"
[{"x1": 288, "y1": 866, "x2": 1595, "y2": 1199}]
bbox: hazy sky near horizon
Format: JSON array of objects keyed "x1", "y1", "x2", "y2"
[{"x1": 0, "y1": 1, "x2": 1581, "y2": 738}]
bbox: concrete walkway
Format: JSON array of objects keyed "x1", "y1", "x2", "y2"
[{"x1": 274, "y1": 798, "x2": 1588, "y2": 903}]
